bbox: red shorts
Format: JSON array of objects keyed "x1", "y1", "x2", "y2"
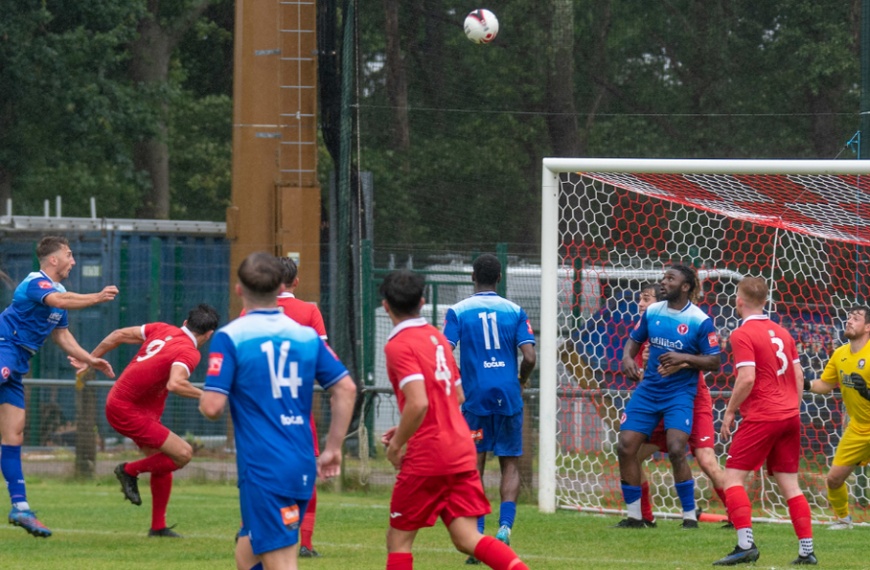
[
  {"x1": 725, "y1": 415, "x2": 801, "y2": 474},
  {"x1": 106, "y1": 399, "x2": 169, "y2": 450},
  {"x1": 648, "y1": 381, "x2": 715, "y2": 453},
  {"x1": 389, "y1": 469, "x2": 491, "y2": 531}
]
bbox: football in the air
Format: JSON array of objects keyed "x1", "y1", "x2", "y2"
[{"x1": 464, "y1": 9, "x2": 499, "y2": 44}]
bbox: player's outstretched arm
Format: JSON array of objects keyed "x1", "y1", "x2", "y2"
[
  {"x1": 318, "y1": 374, "x2": 357, "y2": 479},
  {"x1": 88, "y1": 326, "x2": 144, "y2": 359},
  {"x1": 51, "y1": 328, "x2": 115, "y2": 378},
  {"x1": 44, "y1": 285, "x2": 119, "y2": 310},
  {"x1": 167, "y1": 364, "x2": 203, "y2": 399}
]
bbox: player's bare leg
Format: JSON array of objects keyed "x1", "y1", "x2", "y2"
[
  {"x1": 496, "y1": 456, "x2": 519, "y2": 544},
  {"x1": 466, "y1": 452, "x2": 488, "y2": 563},
  {"x1": 636, "y1": 442, "x2": 661, "y2": 526},
  {"x1": 825, "y1": 464, "x2": 855, "y2": 529},
  {"x1": 386, "y1": 525, "x2": 418, "y2": 568},
  {"x1": 615, "y1": 430, "x2": 647, "y2": 527},
  {"x1": 236, "y1": 534, "x2": 298, "y2": 570},
  {"x1": 448, "y1": 516, "x2": 529, "y2": 570},
  {"x1": 665, "y1": 429, "x2": 697, "y2": 528},
  {"x1": 691, "y1": 446, "x2": 729, "y2": 525}
]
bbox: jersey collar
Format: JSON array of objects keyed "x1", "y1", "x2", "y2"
[
  {"x1": 742, "y1": 314, "x2": 769, "y2": 324},
  {"x1": 388, "y1": 317, "x2": 428, "y2": 340},
  {"x1": 180, "y1": 325, "x2": 198, "y2": 348},
  {"x1": 278, "y1": 292, "x2": 296, "y2": 299}
]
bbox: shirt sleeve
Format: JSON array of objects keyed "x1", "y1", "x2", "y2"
[
  {"x1": 629, "y1": 309, "x2": 649, "y2": 344},
  {"x1": 203, "y1": 331, "x2": 236, "y2": 395},
  {"x1": 516, "y1": 307, "x2": 535, "y2": 346},
  {"x1": 729, "y1": 329, "x2": 754, "y2": 369},
  {"x1": 697, "y1": 317, "x2": 721, "y2": 356},
  {"x1": 820, "y1": 349, "x2": 839, "y2": 386},
  {"x1": 314, "y1": 339, "x2": 350, "y2": 390},
  {"x1": 26, "y1": 277, "x2": 58, "y2": 304},
  {"x1": 384, "y1": 338, "x2": 425, "y2": 390},
  {"x1": 442, "y1": 308, "x2": 460, "y2": 347}
]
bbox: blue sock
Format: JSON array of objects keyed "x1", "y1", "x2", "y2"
[
  {"x1": 1, "y1": 445, "x2": 26, "y2": 504},
  {"x1": 477, "y1": 515, "x2": 485, "y2": 534},
  {"x1": 675, "y1": 479, "x2": 696, "y2": 513},
  {"x1": 621, "y1": 482, "x2": 642, "y2": 505},
  {"x1": 499, "y1": 501, "x2": 516, "y2": 528},
  {"x1": 250, "y1": 564, "x2": 263, "y2": 570}
]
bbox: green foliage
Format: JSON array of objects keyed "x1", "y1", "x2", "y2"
[{"x1": 4, "y1": 478, "x2": 869, "y2": 569}]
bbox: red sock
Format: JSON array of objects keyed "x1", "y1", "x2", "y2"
[
  {"x1": 126, "y1": 453, "x2": 179, "y2": 476},
  {"x1": 640, "y1": 481, "x2": 654, "y2": 521},
  {"x1": 725, "y1": 486, "x2": 752, "y2": 530},
  {"x1": 473, "y1": 535, "x2": 528, "y2": 570},
  {"x1": 386, "y1": 552, "x2": 413, "y2": 570},
  {"x1": 301, "y1": 487, "x2": 317, "y2": 548},
  {"x1": 787, "y1": 495, "x2": 813, "y2": 540},
  {"x1": 150, "y1": 472, "x2": 172, "y2": 530}
]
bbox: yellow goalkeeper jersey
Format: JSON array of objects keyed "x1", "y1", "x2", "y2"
[{"x1": 821, "y1": 341, "x2": 870, "y2": 430}]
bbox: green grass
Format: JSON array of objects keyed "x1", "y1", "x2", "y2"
[{"x1": 2, "y1": 476, "x2": 867, "y2": 569}]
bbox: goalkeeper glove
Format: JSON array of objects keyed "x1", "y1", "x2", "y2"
[
  {"x1": 850, "y1": 373, "x2": 870, "y2": 402},
  {"x1": 803, "y1": 378, "x2": 811, "y2": 392}
]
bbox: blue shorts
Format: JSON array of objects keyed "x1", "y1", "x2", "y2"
[
  {"x1": 0, "y1": 343, "x2": 32, "y2": 409},
  {"x1": 238, "y1": 479, "x2": 309, "y2": 556},
  {"x1": 620, "y1": 387, "x2": 694, "y2": 437},
  {"x1": 463, "y1": 410, "x2": 523, "y2": 456}
]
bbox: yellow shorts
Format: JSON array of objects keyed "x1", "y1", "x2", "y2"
[{"x1": 833, "y1": 422, "x2": 870, "y2": 467}]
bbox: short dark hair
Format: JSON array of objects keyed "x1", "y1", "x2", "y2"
[
  {"x1": 639, "y1": 281, "x2": 659, "y2": 298},
  {"x1": 473, "y1": 254, "x2": 501, "y2": 286},
  {"x1": 850, "y1": 304, "x2": 870, "y2": 321},
  {"x1": 668, "y1": 263, "x2": 698, "y2": 296},
  {"x1": 277, "y1": 256, "x2": 298, "y2": 286},
  {"x1": 186, "y1": 304, "x2": 220, "y2": 334},
  {"x1": 36, "y1": 236, "x2": 69, "y2": 260},
  {"x1": 238, "y1": 252, "x2": 284, "y2": 295},
  {"x1": 380, "y1": 269, "x2": 425, "y2": 316}
]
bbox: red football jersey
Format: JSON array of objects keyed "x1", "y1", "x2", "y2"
[
  {"x1": 240, "y1": 293, "x2": 327, "y2": 338},
  {"x1": 385, "y1": 318, "x2": 477, "y2": 476},
  {"x1": 106, "y1": 323, "x2": 202, "y2": 413},
  {"x1": 729, "y1": 315, "x2": 801, "y2": 422}
]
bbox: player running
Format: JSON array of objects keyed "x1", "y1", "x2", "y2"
[
  {"x1": 714, "y1": 277, "x2": 815, "y2": 565},
  {"x1": 618, "y1": 264, "x2": 721, "y2": 529},
  {"x1": 380, "y1": 269, "x2": 528, "y2": 570},
  {"x1": 442, "y1": 254, "x2": 536, "y2": 557},
  {"x1": 76, "y1": 304, "x2": 219, "y2": 537}
]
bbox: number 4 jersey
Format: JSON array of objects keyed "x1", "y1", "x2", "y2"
[
  {"x1": 729, "y1": 314, "x2": 801, "y2": 422},
  {"x1": 385, "y1": 317, "x2": 477, "y2": 476},
  {"x1": 204, "y1": 308, "x2": 349, "y2": 497}
]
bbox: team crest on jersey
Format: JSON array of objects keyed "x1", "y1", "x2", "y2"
[
  {"x1": 37, "y1": 280, "x2": 53, "y2": 290},
  {"x1": 707, "y1": 332, "x2": 719, "y2": 347},
  {"x1": 280, "y1": 505, "x2": 300, "y2": 528},
  {"x1": 620, "y1": 412, "x2": 627, "y2": 424},
  {"x1": 207, "y1": 353, "x2": 223, "y2": 376},
  {"x1": 1, "y1": 367, "x2": 9, "y2": 380},
  {"x1": 525, "y1": 319, "x2": 533, "y2": 334},
  {"x1": 860, "y1": 359, "x2": 866, "y2": 370},
  {"x1": 470, "y1": 429, "x2": 483, "y2": 441},
  {"x1": 677, "y1": 324, "x2": 689, "y2": 335}
]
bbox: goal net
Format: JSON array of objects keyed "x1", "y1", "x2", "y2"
[{"x1": 538, "y1": 158, "x2": 870, "y2": 523}]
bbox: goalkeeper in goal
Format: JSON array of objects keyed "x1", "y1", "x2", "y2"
[{"x1": 805, "y1": 304, "x2": 870, "y2": 531}]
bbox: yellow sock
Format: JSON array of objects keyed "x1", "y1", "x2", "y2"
[{"x1": 827, "y1": 483, "x2": 850, "y2": 519}]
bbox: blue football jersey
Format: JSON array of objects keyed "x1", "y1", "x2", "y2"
[
  {"x1": 204, "y1": 308, "x2": 349, "y2": 498},
  {"x1": 0, "y1": 271, "x2": 69, "y2": 353},
  {"x1": 629, "y1": 300, "x2": 719, "y2": 397},
  {"x1": 443, "y1": 291, "x2": 536, "y2": 416}
]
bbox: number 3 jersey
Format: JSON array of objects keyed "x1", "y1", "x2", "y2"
[
  {"x1": 106, "y1": 322, "x2": 201, "y2": 414},
  {"x1": 729, "y1": 314, "x2": 800, "y2": 422},
  {"x1": 442, "y1": 292, "x2": 536, "y2": 416},
  {"x1": 204, "y1": 308, "x2": 349, "y2": 497},
  {"x1": 385, "y1": 317, "x2": 477, "y2": 476}
]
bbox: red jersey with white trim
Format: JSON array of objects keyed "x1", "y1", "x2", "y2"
[
  {"x1": 107, "y1": 323, "x2": 201, "y2": 414},
  {"x1": 729, "y1": 315, "x2": 800, "y2": 422},
  {"x1": 385, "y1": 317, "x2": 477, "y2": 476}
]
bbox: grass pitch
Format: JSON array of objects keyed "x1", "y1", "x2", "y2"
[{"x1": 2, "y1": 475, "x2": 867, "y2": 569}]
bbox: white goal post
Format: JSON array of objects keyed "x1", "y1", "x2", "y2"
[{"x1": 539, "y1": 158, "x2": 870, "y2": 521}]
